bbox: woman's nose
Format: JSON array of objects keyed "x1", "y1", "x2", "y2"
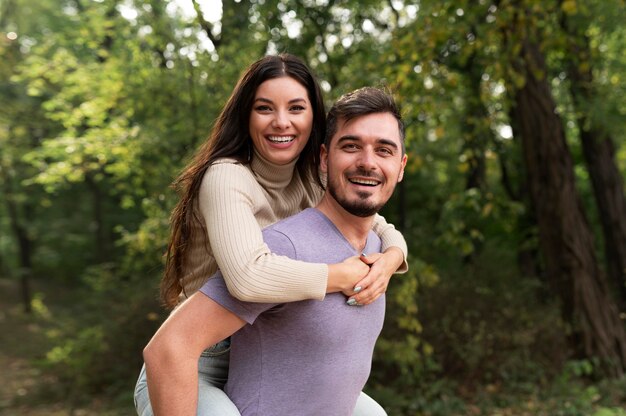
[{"x1": 272, "y1": 111, "x2": 291, "y2": 129}]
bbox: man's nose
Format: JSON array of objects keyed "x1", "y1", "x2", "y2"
[{"x1": 357, "y1": 149, "x2": 377, "y2": 170}]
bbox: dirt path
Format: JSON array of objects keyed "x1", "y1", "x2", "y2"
[
  {"x1": 0, "y1": 279, "x2": 128, "y2": 416},
  {"x1": 0, "y1": 279, "x2": 60, "y2": 415}
]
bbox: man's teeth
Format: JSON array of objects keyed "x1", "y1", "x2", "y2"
[
  {"x1": 350, "y1": 179, "x2": 379, "y2": 186},
  {"x1": 268, "y1": 136, "x2": 295, "y2": 143}
]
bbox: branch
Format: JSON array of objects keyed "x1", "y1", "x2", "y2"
[
  {"x1": 386, "y1": 0, "x2": 400, "y2": 26},
  {"x1": 295, "y1": 0, "x2": 339, "y2": 88},
  {"x1": 191, "y1": 0, "x2": 220, "y2": 49}
]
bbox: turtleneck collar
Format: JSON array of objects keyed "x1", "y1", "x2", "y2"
[{"x1": 250, "y1": 148, "x2": 299, "y2": 191}]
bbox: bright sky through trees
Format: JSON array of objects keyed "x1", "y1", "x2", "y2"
[{"x1": 176, "y1": 0, "x2": 222, "y2": 23}]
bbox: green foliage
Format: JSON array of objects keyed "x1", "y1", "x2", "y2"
[
  {"x1": 437, "y1": 188, "x2": 525, "y2": 257},
  {"x1": 429, "y1": 247, "x2": 567, "y2": 383},
  {"x1": 116, "y1": 195, "x2": 171, "y2": 276},
  {"x1": 375, "y1": 258, "x2": 438, "y2": 374},
  {"x1": 38, "y1": 263, "x2": 164, "y2": 403},
  {"x1": 457, "y1": 371, "x2": 626, "y2": 416},
  {"x1": 2, "y1": 0, "x2": 626, "y2": 413}
]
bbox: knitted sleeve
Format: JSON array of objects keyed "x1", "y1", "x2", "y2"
[
  {"x1": 372, "y1": 214, "x2": 409, "y2": 273},
  {"x1": 199, "y1": 163, "x2": 328, "y2": 303}
]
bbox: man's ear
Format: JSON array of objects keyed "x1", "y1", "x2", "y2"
[
  {"x1": 397, "y1": 154, "x2": 407, "y2": 182},
  {"x1": 320, "y1": 144, "x2": 328, "y2": 173}
]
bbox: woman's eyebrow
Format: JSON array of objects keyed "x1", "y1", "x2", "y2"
[{"x1": 253, "y1": 97, "x2": 307, "y2": 104}]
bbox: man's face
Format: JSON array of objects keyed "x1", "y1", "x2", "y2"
[{"x1": 321, "y1": 112, "x2": 407, "y2": 217}]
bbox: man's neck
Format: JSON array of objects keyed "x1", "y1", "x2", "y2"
[{"x1": 316, "y1": 194, "x2": 375, "y2": 253}]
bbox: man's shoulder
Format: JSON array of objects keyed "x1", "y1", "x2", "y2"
[
  {"x1": 261, "y1": 209, "x2": 330, "y2": 257},
  {"x1": 263, "y1": 208, "x2": 324, "y2": 236}
]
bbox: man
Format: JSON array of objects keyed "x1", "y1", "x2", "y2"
[{"x1": 144, "y1": 86, "x2": 408, "y2": 416}]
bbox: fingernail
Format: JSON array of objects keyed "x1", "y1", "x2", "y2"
[
  {"x1": 346, "y1": 298, "x2": 357, "y2": 306},
  {"x1": 361, "y1": 252, "x2": 367, "y2": 257},
  {"x1": 353, "y1": 286, "x2": 362, "y2": 293}
]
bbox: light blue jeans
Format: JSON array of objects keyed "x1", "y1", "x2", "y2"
[
  {"x1": 134, "y1": 340, "x2": 387, "y2": 415},
  {"x1": 135, "y1": 340, "x2": 239, "y2": 415}
]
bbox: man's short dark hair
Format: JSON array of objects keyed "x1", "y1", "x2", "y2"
[{"x1": 325, "y1": 86, "x2": 405, "y2": 152}]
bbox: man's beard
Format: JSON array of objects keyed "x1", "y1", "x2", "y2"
[{"x1": 327, "y1": 169, "x2": 385, "y2": 217}]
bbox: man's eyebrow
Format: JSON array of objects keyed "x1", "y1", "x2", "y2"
[
  {"x1": 336, "y1": 135, "x2": 360, "y2": 144},
  {"x1": 377, "y1": 138, "x2": 400, "y2": 150},
  {"x1": 336, "y1": 135, "x2": 400, "y2": 150}
]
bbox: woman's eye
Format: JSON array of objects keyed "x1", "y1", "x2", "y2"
[
  {"x1": 255, "y1": 105, "x2": 272, "y2": 112},
  {"x1": 290, "y1": 105, "x2": 305, "y2": 111}
]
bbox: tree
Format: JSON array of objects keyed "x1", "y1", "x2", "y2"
[
  {"x1": 0, "y1": 0, "x2": 62, "y2": 312},
  {"x1": 559, "y1": 1, "x2": 626, "y2": 305},
  {"x1": 505, "y1": 1, "x2": 626, "y2": 375}
]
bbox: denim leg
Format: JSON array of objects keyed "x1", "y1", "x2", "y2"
[
  {"x1": 133, "y1": 339, "x2": 240, "y2": 416},
  {"x1": 134, "y1": 363, "x2": 152, "y2": 416},
  {"x1": 353, "y1": 391, "x2": 388, "y2": 416},
  {"x1": 197, "y1": 340, "x2": 240, "y2": 415}
]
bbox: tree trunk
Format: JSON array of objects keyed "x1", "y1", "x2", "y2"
[
  {"x1": 578, "y1": 118, "x2": 626, "y2": 305},
  {"x1": 2, "y1": 173, "x2": 33, "y2": 314},
  {"x1": 498, "y1": 106, "x2": 543, "y2": 281},
  {"x1": 509, "y1": 35, "x2": 626, "y2": 375},
  {"x1": 561, "y1": 13, "x2": 626, "y2": 306},
  {"x1": 85, "y1": 174, "x2": 106, "y2": 264},
  {"x1": 462, "y1": 58, "x2": 488, "y2": 193},
  {"x1": 460, "y1": 55, "x2": 490, "y2": 262},
  {"x1": 17, "y1": 222, "x2": 33, "y2": 314}
]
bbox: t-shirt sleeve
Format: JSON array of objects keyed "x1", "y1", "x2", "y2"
[
  {"x1": 199, "y1": 230, "x2": 295, "y2": 324},
  {"x1": 199, "y1": 273, "x2": 276, "y2": 325},
  {"x1": 198, "y1": 162, "x2": 328, "y2": 303},
  {"x1": 372, "y1": 213, "x2": 409, "y2": 273}
]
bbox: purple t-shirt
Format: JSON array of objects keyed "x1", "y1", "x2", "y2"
[{"x1": 199, "y1": 208, "x2": 385, "y2": 416}]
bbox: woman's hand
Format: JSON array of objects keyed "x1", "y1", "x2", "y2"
[
  {"x1": 348, "y1": 247, "x2": 404, "y2": 305},
  {"x1": 326, "y1": 255, "x2": 370, "y2": 295}
]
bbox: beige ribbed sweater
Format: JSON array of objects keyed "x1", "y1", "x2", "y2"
[{"x1": 178, "y1": 151, "x2": 408, "y2": 304}]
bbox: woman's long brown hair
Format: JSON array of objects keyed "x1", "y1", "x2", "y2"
[{"x1": 160, "y1": 54, "x2": 326, "y2": 308}]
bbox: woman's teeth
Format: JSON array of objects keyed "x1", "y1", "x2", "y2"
[{"x1": 268, "y1": 136, "x2": 295, "y2": 143}]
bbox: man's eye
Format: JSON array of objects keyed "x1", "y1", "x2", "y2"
[
  {"x1": 378, "y1": 148, "x2": 393, "y2": 155},
  {"x1": 343, "y1": 144, "x2": 358, "y2": 151}
]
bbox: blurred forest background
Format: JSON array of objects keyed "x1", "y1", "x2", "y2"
[{"x1": 2, "y1": 0, "x2": 626, "y2": 414}]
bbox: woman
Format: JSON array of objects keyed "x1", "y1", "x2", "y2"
[{"x1": 135, "y1": 53, "x2": 407, "y2": 415}]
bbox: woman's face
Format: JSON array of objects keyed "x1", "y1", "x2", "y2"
[{"x1": 249, "y1": 76, "x2": 313, "y2": 165}]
